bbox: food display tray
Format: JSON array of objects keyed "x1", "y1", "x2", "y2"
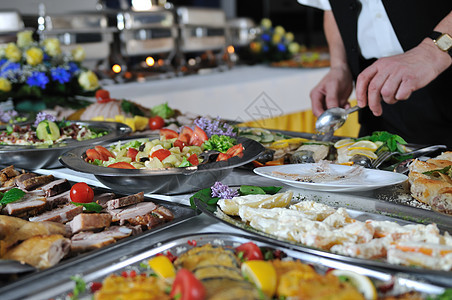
[
  {"x1": 195, "y1": 196, "x2": 452, "y2": 287},
  {"x1": 27, "y1": 232, "x2": 446, "y2": 300}
]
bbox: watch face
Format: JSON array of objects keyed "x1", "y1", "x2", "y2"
[{"x1": 436, "y1": 33, "x2": 452, "y2": 51}]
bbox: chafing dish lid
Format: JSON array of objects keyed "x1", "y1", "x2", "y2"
[
  {"x1": 115, "y1": 9, "x2": 174, "y2": 30},
  {"x1": 176, "y1": 7, "x2": 226, "y2": 27},
  {"x1": 0, "y1": 10, "x2": 24, "y2": 33}
]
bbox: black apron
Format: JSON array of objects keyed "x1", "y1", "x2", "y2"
[{"x1": 329, "y1": 0, "x2": 452, "y2": 148}]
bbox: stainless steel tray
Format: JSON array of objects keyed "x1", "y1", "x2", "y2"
[
  {"x1": 0, "y1": 121, "x2": 131, "y2": 169},
  {"x1": 194, "y1": 196, "x2": 452, "y2": 286},
  {"x1": 0, "y1": 187, "x2": 199, "y2": 296},
  {"x1": 28, "y1": 232, "x2": 446, "y2": 300}
]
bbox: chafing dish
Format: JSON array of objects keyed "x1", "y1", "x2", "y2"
[
  {"x1": 226, "y1": 17, "x2": 257, "y2": 47},
  {"x1": 0, "y1": 10, "x2": 25, "y2": 45}
]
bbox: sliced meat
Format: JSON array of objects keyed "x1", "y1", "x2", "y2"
[
  {"x1": 107, "y1": 202, "x2": 158, "y2": 223},
  {"x1": 17, "y1": 174, "x2": 55, "y2": 191},
  {"x1": 0, "y1": 165, "x2": 20, "y2": 184},
  {"x1": 70, "y1": 236, "x2": 116, "y2": 253},
  {"x1": 127, "y1": 224, "x2": 143, "y2": 235},
  {"x1": 3, "y1": 190, "x2": 47, "y2": 217},
  {"x1": 45, "y1": 190, "x2": 71, "y2": 210},
  {"x1": 39, "y1": 179, "x2": 71, "y2": 197},
  {"x1": 4, "y1": 234, "x2": 70, "y2": 269},
  {"x1": 126, "y1": 213, "x2": 165, "y2": 229},
  {"x1": 94, "y1": 192, "x2": 116, "y2": 208},
  {"x1": 154, "y1": 205, "x2": 175, "y2": 221},
  {"x1": 4, "y1": 172, "x2": 35, "y2": 188},
  {"x1": 106, "y1": 192, "x2": 144, "y2": 210},
  {"x1": 72, "y1": 226, "x2": 133, "y2": 241},
  {"x1": 69, "y1": 213, "x2": 112, "y2": 234},
  {"x1": 29, "y1": 204, "x2": 83, "y2": 223}
]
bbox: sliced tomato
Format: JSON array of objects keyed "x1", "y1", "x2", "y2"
[
  {"x1": 127, "y1": 148, "x2": 139, "y2": 161},
  {"x1": 226, "y1": 143, "x2": 244, "y2": 158},
  {"x1": 170, "y1": 269, "x2": 206, "y2": 300},
  {"x1": 251, "y1": 160, "x2": 264, "y2": 168},
  {"x1": 95, "y1": 145, "x2": 114, "y2": 161},
  {"x1": 216, "y1": 152, "x2": 232, "y2": 161},
  {"x1": 151, "y1": 149, "x2": 171, "y2": 161},
  {"x1": 85, "y1": 148, "x2": 102, "y2": 162},
  {"x1": 189, "y1": 126, "x2": 208, "y2": 146},
  {"x1": 187, "y1": 153, "x2": 199, "y2": 166},
  {"x1": 160, "y1": 128, "x2": 179, "y2": 140},
  {"x1": 178, "y1": 126, "x2": 194, "y2": 144},
  {"x1": 174, "y1": 139, "x2": 187, "y2": 151},
  {"x1": 107, "y1": 162, "x2": 136, "y2": 169},
  {"x1": 235, "y1": 242, "x2": 263, "y2": 261}
]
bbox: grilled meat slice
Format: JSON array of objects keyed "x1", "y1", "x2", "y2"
[
  {"x1": 106, "y1": 192, "x2": 144, "y2": 210},
  {"x1": 69, "y1": 213, "x2": 112, "y2": 234},
  {"x1": 107, "y1": 202, "x2": 158, "y2": 223},
  {"x1": 17, "y1": 174, "x2": 54, "y2": 191},
  {"x1": 70, "y1": 236, "x2": 116, "y2": 253},
  {"x1": 70, "y1": 226, "x2": 133, "y2": 253},
  {"x1": 2, "y1": 190, "x2": 47, "y2": 217},
  {"x1": 125, "y1": 212, "x2": 164, "y2": 229},
  {"x1": 154, "y1": 205, "x2": 175, "y2": 221},
  {"x1": 4, "y1": 172, "x2": 35, "y2": 188},
  {"x1": 0, "y1": 165, "x2": 20, "y2": 184},
  {"x1": 39, "y1": 179, "x2": 71, "y2": 198},
  {"x1": 94, "y1": 192, "x2": 116, "y2": 208},
  {"x1": 45, "y1": 190, "x2": 71, "y2": 210},
  {"x1": 29, "y1": 204, "x2": 83, "y2": 223}
]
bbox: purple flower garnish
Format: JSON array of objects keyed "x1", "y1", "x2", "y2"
[
  {"x1": 211, "y1": 181, "x2": 239, "y2": 199},
  {"x1": 34, "y1": 111, "x2": 56, "y2": 127},
  {"x1": 0, "y1": 110, "x2": 18, "y2": 123},
  {"x1": 26, "y1": 72, "x2": 49, "y2": 89},
  {"x1": 194, "y1": 116, "x2": 236, "y2": 138}
]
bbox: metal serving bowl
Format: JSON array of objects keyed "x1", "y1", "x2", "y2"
[
  {"x1": 59, "y1": 136, "x2": 265, "y2": 195},
  {"x1": 0, "y1": 121, "x2": 131, "y2": 169}
]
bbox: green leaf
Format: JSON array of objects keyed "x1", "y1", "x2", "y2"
[
  {"x1": 70, "y1": 275, "x2": 86, "y2": 299},
  {"x1": 189, "y1": 187, "x2": 212, "y2": 209},
  {"x1": 239, "y1": 185, "x2": 266, "y2": 195},
  {"x1": 71, "y1": 201, "x2": 103, "y2": 213},
  {"x1": 423, "y1": 166, "x2": 451, "y2": 176},
  {"x1": 260, "y1": 186, "x2": 283, "y2": 195},
  {"x1": 0, "y1": 188, "x2": 26, "y2": 205},
  {"x1": 6, "y1": 125, "x2": 13, "y2": 134}
]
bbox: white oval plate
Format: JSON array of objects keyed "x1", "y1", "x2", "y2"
[{"x1": 253, "y1": 163, "x2": 408, "y2": 192}]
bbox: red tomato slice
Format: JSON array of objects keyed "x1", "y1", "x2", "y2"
[
  {"x1": 95, "y1": 145, "x2": 115, "y2": 161},
  {"x1": 174, "y1": 139, "x2": 187, "y2": 151},
  {"x1": 160, "y1": 128, "x2": 179, "y2": 140},
  {"x1": 225, "y1": 143, "x2": 244, "y2": 158},
  {"x1": 107, "y1": 162, "x2": 136, "y2": 169},
  {"x1": 235, "y1": 242, "x2": 263, "y2": 261},
  {"x1": 70, "y1": 182, "x2": 94, "y2": 203},
  {"x1": 187, "y1": 153, "x2": 199, "y2": 166},
  {"x1": 189, "y1": 126, "x2": 208, "y2": 146},
  {"x1": 127, "y1": 148, "x2": 139, "y2": 161},
  {"x1": 151, "y1": 149, "x2": 171, "y2": 161},
  {"x1": 95, "y1": 89, "x2": 112, "y2": 103},
  {"x1": 178, "y1": 126, "x2": 194, "y2": 144},
  {"x1": 170, "y1": 269, "x2": 206, "y2": 300},
  {"x1": 216, "y1": 152, "x2": 232, "y2": 161},
  {"x1": 85, "y1": 148, "x2": 102, "y2": 162}
]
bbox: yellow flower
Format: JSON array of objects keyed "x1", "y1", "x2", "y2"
[
  {"x1": 285, "y1": 32, "x2": 294, "y2": 43},
  {"x1": 0, "y1": 77, "x2": 12, "y2": 92},
  {"x1": 4, "y1": 43, "x2": 21, "y2": 62},
  {"x1": 78, "y1": 70, "x2": 100, "y2": 91},
  {"x1": 71, "y1": 46, "x2": 86, "y2": 62},
  {"x1": 250, "y1": 41, "x2": 262, "y2": 53},
  {"x1": 17, "y1": 30, "x2": 34, "y2": 48},
  {"x1": 261, "y1": 18, "x2": 272, "y2": 29},
  {"x1": 274, "y1": 26, "x2": 285, "y2": 36},
  {"x1": 43, "y1": 38, "x2": 62, "y2": 57},
  {"x1": 272, "y1": 34, "x2": 282, "y2": 44},
  {"x1": 25, "y1": 47, "x2": 44, "y2": 66},
  {"x1": 288, "y1": 42, "x2": 300, "y2": 54}
]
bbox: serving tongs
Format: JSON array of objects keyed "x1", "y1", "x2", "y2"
[{"x1": 0, "y1": 259, "x2": 35, "y2": 274}]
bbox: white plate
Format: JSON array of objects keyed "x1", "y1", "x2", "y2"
[{"x1": 253, "y1": 163, "x2": 408, "y2": 192}]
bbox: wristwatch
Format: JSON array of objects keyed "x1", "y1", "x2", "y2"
[{"x1": 429, "y1": 31, "x2": 452, "y2": 58}]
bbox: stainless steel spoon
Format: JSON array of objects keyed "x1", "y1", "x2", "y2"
[{"x1": 315, "y1": 106, "x2": 361, "y2": 133}]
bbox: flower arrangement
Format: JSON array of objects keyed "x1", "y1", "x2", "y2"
[
  {"x1": 0, "y1": 30, "x2": 100, "y2": 111},
  {"x1": 249, "y1": 19, "x2": 301, "y2": 62}
]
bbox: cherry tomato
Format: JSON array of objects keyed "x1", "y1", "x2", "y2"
[
  {"x1": 178, "y1": 126, "x2": 194, "y2": 144},
  {"x1": 216, "y1": 152, "x2": 232, "y2": 161},
  {"x1": 174, "y1": 139, "x2": 187, "y2": 151},
  {"x1": 70, "y1": 182, "x2": 94, "y2": 203},
  {"x1": 151, "y1": 149, "x2": 171, "y2": 161},
  {"x1": 127, "y1": 148, "x2": 139, "y2": 161},
  {"x1": 95, "y1": 89, "x2": 112, "y2": 103},
  {"x1": 189, "y1": 126, "x2": 208, "y2": 146},
  {"x1": 226, "y1": 144, "x2": 244, "y2": 158},
  {"x1": 107, "y1": 162, "x2": 136, "y2": 169},
  {"x1": 95, "y1": 145, "x2": 114, "y2": 161},
  {"x1": 85, "y1": 148, "x2": 102, "y2": 162},
  {"x1": 160, "y1": 128, "x2": 179, "y2": 140},
  {"x1": 170, "y1": 269, "x2": 206, "y2": 300},
  {"x1": 235, "y1": 242, "x2": 263, "y2": 261},
  {"x1": 90, "y1": 282, "x2": 103, "y2": 293},
  {"x1": 187, "y1": 153, "x2": 199, "y2": 166},
  {"x1": 149, "y1": 116, "x2": 165, "y2": 130}
]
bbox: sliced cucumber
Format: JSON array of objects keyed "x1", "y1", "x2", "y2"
[
  {"x1": 36, "y1": 121, "x2": 61, "y2": 141},
  {"x1": 260, "y1": 133, "x2": 275, "y2": 143}
]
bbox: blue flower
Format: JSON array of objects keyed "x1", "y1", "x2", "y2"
[
  {"x1": 0, "y1": 62, "x2": 21, "y2": 77},
  {"x1": 0, "y1": 59, "x2": 8, "y2": 67},
  {"x1": 26, "y1": 72, "x2": 49, "y2": 89},
  {"x1": 51, "y1": 67, "x2": 71, "y2": 84},
  {"x1": 263, "y1": 45, "x2": 269, "y2": 53},
  {"x1": 261, "y1": 33, "x2": 271, "y2": 42},
  {"x1": 277, "y1": 43, "x2": 287, "y2": 52},
  {"x1": 68, "y1": 62, "x2": 80, "y2": 74}
]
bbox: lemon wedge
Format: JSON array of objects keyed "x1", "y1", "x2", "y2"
[
  {"x1": 334, "y1": 139, "x2": 355, "y2": 149},
  {"x1": 347, "y1": 141, "x2": 378, "y2": 151},
  {"x1": 148, "y1": 255, "x2": 175, "y2": 279},
  {"x1": 331, "y1": 269, "x2": 377, "y2": 300},
  {"x1": 242, "y1": 260, "x2": 277, "y2": 298},
  {"x1": 134, "y1": 115, "x2": 149, "y2": 131},
  {"x1": 347, "y1": 149, "x2": 378, "y2": 160}
]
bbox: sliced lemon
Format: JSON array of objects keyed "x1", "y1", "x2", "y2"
[
  {"x1": 334, "y1": 139, "x2": 355, "y2": 149},
  {"x1": 242, "y1": 260, "x2": 277, "y2": 298},
  {"x1": 347, "y1": 141, "x2": 378, "y2": 151},
  {"x1": 134, "y1": 115, "x2": 149, "y2": 131},
  {"x1": 347, "y1": 149, "x2": 378, "y2": 160},
  {"x1": 148, "y1": 255, "x2": 175, "y2": 279},
  {"x1": 331, "y1": 269, "x2": 377, "y2": 300}
]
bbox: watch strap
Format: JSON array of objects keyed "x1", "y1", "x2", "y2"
[{"x1": 429, "y1": 31, "x2": 452, "y2": 58}]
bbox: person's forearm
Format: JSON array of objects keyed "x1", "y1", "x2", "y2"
[{"x1": 324, "y1": 11, "x2": 349, "y2": 70}]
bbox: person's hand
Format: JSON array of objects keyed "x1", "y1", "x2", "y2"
[
  {"x1": 356, "y1": 39, "x2": 452, "y2": 116},
  {"x1": 310, "y1": 65, "x2": 353, "y2": 117}
]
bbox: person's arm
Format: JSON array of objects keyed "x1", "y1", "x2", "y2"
[
  {"x1": 310, "y1": 11, "x2": 353, "y2": 117},
  {"x1": 355, "y1": 11, "x2": 452, "y2": 116}
]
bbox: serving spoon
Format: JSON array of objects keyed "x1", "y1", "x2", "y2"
[{"x1": 315, "y1": 105, "x2": 361, "y2": 133}]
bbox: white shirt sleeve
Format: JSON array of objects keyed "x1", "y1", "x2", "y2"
[{"x1": 297, "y1": 0, "x2": 331, "y2": 10}]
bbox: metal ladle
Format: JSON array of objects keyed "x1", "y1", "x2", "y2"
[{"x1": 315, "y1": 105, "x2": 361, "y2": 133}]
